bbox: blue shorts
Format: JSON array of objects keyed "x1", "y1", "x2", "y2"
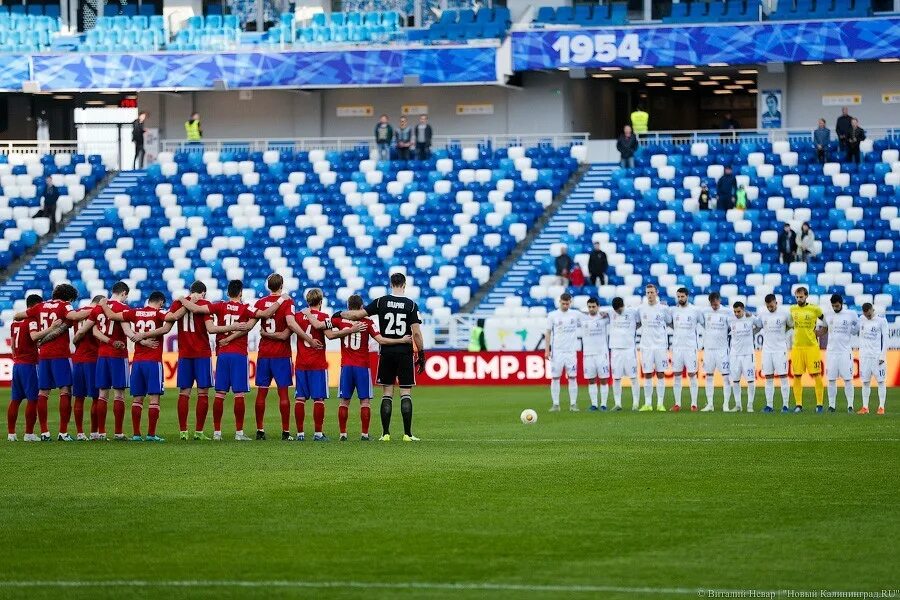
[
  {"x1": 177, "y1": 357, "x2": 213, "y2": 390},
  {"x1": 215, "y1": 353, "x2": 250, "y2": 393},
  {"x1": 38, "y1": 358, "x2": 72, "y2": 390},
  {"x1": 131, "y1": 361, "x2": 164, "y2": 397},
  {"x1": 295, "y1": 369, "x2": 328, "y2": 400},
  {"x1": 72, "y1": 361, "x2": 99, "y2": 399},
  {"x1": 96, "y1": 356, "x2": 129, "y2": 390},
  {"x1": 339, "y1": 366, "x2": 372, "y2": 400},
  {"x1": 255, "y1": 357, "x2": 293, "y2": 388},
  {"x1": 11, "y1": 363, "x2": 38, "y2": 402}
]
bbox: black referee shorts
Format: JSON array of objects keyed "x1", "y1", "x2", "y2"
[{"x1": 375, "y1": 352, "x2": 416, "y2": 388}]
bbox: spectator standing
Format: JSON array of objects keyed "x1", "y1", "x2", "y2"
[
  {"x1": 813, "y1": 118, "x2": 830, "y2": 164},
  {"x1": 554, "y1": 245, "x2": 573, "y2": 286},
  {"x1": 777, "y1": 223, "x2": 797, "y2": 264},
  {"x1": 721, "y1": 112, "x2": 740, "y2": 130},
  {"x1": 798, "y1": 222, "x2": 817, "y2": 263},
  {"x1": 132, "y1": 111, "x2": 147, "y2": 170},
  {"x1": 374, "y1": 114, "x2": 394, "y2": 162},
  {"x1": 846, "y1": 118, "x2": 865, "y2": 164},
  {"x1": 716, "y1": 166, "x2": 737, "y2": 210},
  {"x1": 698, "y1": 183, "x2": 711, "y2": 210},
  {"x1": 41, "y1": 176, "x2": 59, "y2": 233},
  {"x1": 630, "y1": 104, "x2": 649, "y2": 134},
  {"x1": 735, "y1": 184, "x2": 748, "y2": 210},
  {"x1": 569, "y1": 264, "x2": 586, "y2": 290},
  {"x1": 616, "y1": 125, "x2": 639, "y2": 169},
  {"x1": 835, "y1": 107, "x2": 853, "y2": 153},
  {"x1": 395, "y1": 116, "x2": 413, "y2": 161},
  {"x1": 185, "y1": 112, "x2": 202, "y2": 142},
  {"x1": 467, "y1": 318, "x2": 487, "y2": 352},
  {"x1": 587, "y1": 242, "x2": 608, "y2": 286},
  {"x1": 415, "y1": 115, "x2": 433, "y2": 160}
]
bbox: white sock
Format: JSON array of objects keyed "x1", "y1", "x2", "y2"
[
  {"x1": 765, "y1": 378, "x2": 775, "y2": 408},
  {"x1": 861, "y1": 383, "x2": 870, "y2": 409},
  {"x1": 705, "y1": 377, "x2": 715, "y2": 407},
  {"x1": 600, "y1": 384, "x2": 609, "y2": 408},
  {"x1": 613, "y1": 379, "x2": 623, "y2": 407},
  {"x1": 656, "y1": 378, "x2": 665, "y2": 408},
  {"x1": 689, "y1": 375, "x2": 698, "y2": 407},
  {"x1": 588, "y1": 383, "x2": 598, "y2": 407},
  {"x1": 550, "y1": 379, "x2": 560, "y2": 406},
  {"x1": 722, "y1": 380, "x2": 731, "y2": 409},
  {"x1": 878, "y1": 382, "x2": 887, "y2": 408},
  {"x1": 673, "y1": 377, "x2": 682, "y2": 407},
  {"x1": 643, "y1": 380, "x2": 653, "y2": 407},
  {"x1": 780, "y1": 379, "x2": 791, "y2": 409},
  {"x1": 568, "y1": 379, "x2": 578, "y2": 406},
  {"x1": 733, "y1": 383, "x2": 742, "y2": 410},
  {"x1": 747, "y1": 383, "x2": 755, "y2": 410},
  {"x1": 827, "y1": 380, "x2": 837, "y2": 408},
  {"x1": 844, "y1": 380, "x2": 854, "y2": 410},
  {"x1": 236, "y1": 429, "x2": 243, "y2": 436}
]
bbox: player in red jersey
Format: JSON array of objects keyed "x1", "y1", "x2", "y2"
[
  {"x1": 329, "y1": 294, "x2": 411, "y2": 441},
  {"x1": 165, "y1": 281, "x2": 217, "y2": 441},
  {"x1": 88, "y1": 282, "x2": 133, "y2": 440},
  {"x1": 71, "y1": 295, "x2": 103, "y2": 440},
  {"x1": 206, "y1": 279, "x2": 284, "y2": 441},
  {"x1": 15, "y1": 283, "x2": 92, "y2": 441},
  {"x1": 8, "y1": 294, "x2": 66, "y2": 441},
  {"x1": 253, "y1": 274, "x2": 316, "y2": 441},
  {"x1": 286, "y1": 288, "x2": 362, "y2": 442}
]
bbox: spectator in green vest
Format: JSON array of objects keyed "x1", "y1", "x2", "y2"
[
  {"x1": 185, "y1": 112, "x2": 202, "y2": 142},
  {"x1": 468, "y1": 319, "x2": 487, "y2": 352},
  {"x1": 630, "y1": 104, "x2": 649, "y2": 134}
]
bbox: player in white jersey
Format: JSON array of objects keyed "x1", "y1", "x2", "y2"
[
  {"x1": 609, "y1": 296, "x2": 641, "y2": 411},
  {"x1": 857, "y1": 302, "x2": 888, "y2": 415},
  {"x1": 582, "y1": 297, "x2": 611, "y2": 411},
  {"x1": 728, "y1": 302, "x2": 758, "y2": 412},
  {"x1": 758, "y1": 294, "x2": 793, "y2": 413},
  {"x1": 822, "y1": 294, "x2": 859, "y2": 413},
  {"x1": 637, "y1": 283, "x2": 671, "y2": 412},
  {"x1": 670, "y1": 287, "x2": 704, "y2": 412},
  {"x1": 701, "y1": 291, "x2": 733, "y2": 412},
  {"x1": 545, "y1": 293, "x2": 585, "y2": 412}
]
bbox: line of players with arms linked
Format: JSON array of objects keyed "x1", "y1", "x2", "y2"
[
  {"x1": 7, "y1": 272, "x2": 427, "y2": 443},
  {"x1": 544, "y1": 283, "x2": 890, "y2": 414}
]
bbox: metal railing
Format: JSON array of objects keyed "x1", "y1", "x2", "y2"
[
  {"x1": 0, "y1": 140, "x2": 120, "y2": 157},
  {"x1": 636, "y1": 127, "x2": 900, "y2": 146},
  {"x1": 158, "y1": 133, "x2": 590, "y2": 155}
]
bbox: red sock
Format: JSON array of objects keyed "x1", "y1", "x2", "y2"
[
  {"x1": 113, "y1": 398, "x2": 125, "y2": 436},
  {"x1": 37, "y1": 393, "x2": 48, "y2": 434},
  {"x1": 338, "y1": 405, "x2": 348, "y2": 434},
  {"x1": 234, "y1": 394, "x2": 245, "y2": 431},
  {"x1": 177, "y1": 393, "x2": 189, "y2": 431},
  {"x1": 196, "y1": 392, "x2": 209, "y2": 432},
  {"x1": 97, "y1": 399, "x2": 108, "y2": 434},
  {"x1": 7, "y1": 400, "x2": 21, "y2": 435},
  {"x1": 59, "y1": 392, "x2": 72, "y2": 434},
  {"x1": 148, "y1": 404, "x2": 159, "y2": 436},
  {"x1": 131, "y1": 401, "x2": 142, "y2": 437},
  {"x1": 254, "y1": 388, "x2": 268, "y2": 431},
  {"x1": 278, "y1": 387, "x2": 290, "y2": 432},
  {"x1": 73, "y1": 397, "x2": 85, "y2": 435},
  {"x1": 360, "y1": 406, "x2": 371, "y2": 435},
  {"x1": 213, "y1": 392, "x2": 225, "y2": 432},
  {"x1": 313, "y1": 400, "x2": 325, "y2": 434},
  {"x1": 294, "y1": 400, "x2": 305, "y2": 434},
  {"x1": 25, "y1": 401, "x2": 36, "y2": 434},
  {"x1": 90, "y1": 399, "x2": 98, "y2": 434}
]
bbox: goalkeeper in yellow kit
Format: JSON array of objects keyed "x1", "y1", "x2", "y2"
[{"x1": 789, "y1": 287, "x2": 827, "y2": 413}]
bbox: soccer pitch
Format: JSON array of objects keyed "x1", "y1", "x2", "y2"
[{"x1": 1, "y1": 386, "x2": 898, "y2": 599}]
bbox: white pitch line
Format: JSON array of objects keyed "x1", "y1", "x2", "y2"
[
  {"x1": 435, "y1": 437, "x2": 900, "y2": 443},
  {"x1": 0, "y1": 579, "x2": 763, "y2": 596}
]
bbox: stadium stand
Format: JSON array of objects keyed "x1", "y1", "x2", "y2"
[
  {"x1": 477, "y1": 135, "x2": 900, "y2": 316},
  {"x1": 533, "y1": 3, "x2": 630, "y2": 26},
  {"x1": 767, "y1": 0, "x2": 871, "y2": 19},
  {"x1": 168, "y1": 14, "x2": 241, "y2": 51},
  {"x1": 663, "y1": 0, "x2": 757, "y2": 23},
  {"x1": 78, "y1": 15, "x2": 167, "y2": 52},
  {"x1": 268, "y1": 10, "x2": 403, "y2": 46},
  {"x1": 421, "y1": 7, "x2": 511, "y2": 42},
  {"x1": 0, "y1": 13, "x2": 59, "y2": 52}
]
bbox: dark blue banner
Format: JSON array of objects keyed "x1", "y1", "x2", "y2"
[
  {"x1": 512, "y1": 18, "x2": 900, "y2": 70},
  {"x1": 31, "y1": 46, "x2": 498, "y2": 91}
]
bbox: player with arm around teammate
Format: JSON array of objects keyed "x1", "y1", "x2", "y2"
[
  {"x1": 582, "y1": 297, "x2": 611, "y2": 411},
  {"x1": 728, "y1": 302, "x2": 759, "y2": 412},
  {"x1": 545, "y1": 292, "x2": 585, "y2": 412},
  {"x1": 822, "y1": 293, "x2": 859, "y2": 413},
  {"x1": 701, "y1": 291, "x2": 733, "y2": 412},
  {"x1": 71, "y1": 295, "x2": 103, "y2": 440},
  {"x1": 7, "y1": 294, "x2": 49, "y2": 441},
  {"x1": 637, "y1": 283, "x2": 671, "y2": 412},
  {"x1": 670, "y1": 287, "x2": 704, "y2": 412},
  {"x1": 608, "y1": 297, "x2": 641, "y2": 411},
  {"x1": 857, "y1": 303, "x2": 888, "y2": 415},
  {"x1": 758, "y1": 294, "x2": 794, "y2": 413}
]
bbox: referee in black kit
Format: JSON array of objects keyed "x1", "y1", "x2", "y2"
[{"x1": 334, "y1": 273, "x2": 425, "y2": 442}]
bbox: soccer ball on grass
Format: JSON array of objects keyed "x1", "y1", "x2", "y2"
[{"x1": 520, "y1": 409, "x2": 538, "y2": 425}]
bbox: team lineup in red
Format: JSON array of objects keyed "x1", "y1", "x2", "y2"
[{"x1": 7, "y1": 272, "x2": 425, "y2": 443}]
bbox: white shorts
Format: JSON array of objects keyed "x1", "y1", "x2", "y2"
[
  {"x1": 611, "y1": 349, "x2": 638, "y2": 380},
  {"x1": 825, "y1": 351, "x2": 853, "y2": 381},
  {"x1": 761, "y1": 350, "x2": 788, "y2": 377},
  {"x1": 729, "y1": 353, "x2": 755, "y2": 383},
  {"x1": 672, "y1": 349, "x2": 699, "y2": 374},
  {"x1": 859, "y1": 357, "x2": 886, "y2": 383},
  {"x1": 550, "y1": 351, "x2": 577, "y2": 379},
  {"x1": 702, "y1": 349, "x2": 730, "y2": 376},
  {"x1": 583, "y1": 353, "x2": 610, "y2": 379},
  {"x1": 639, "y1": 348, "x2": 668, "y2": 374}
]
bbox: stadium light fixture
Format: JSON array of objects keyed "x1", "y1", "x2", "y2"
[
  {"x1": 601, "y1": 66, "x2": 621, "y2": 71},
  {"x1": 834, "y1": 58, "x2": 856, "y2": 63},
  {"x1": 634, "y1": 64, "x2": 653, "y2": 69},
  {"x1": 591, "y1": 73, "x2": 613, "y2": 78},
  {"x1": 619, "y1": 78, "x2": 640, "y2": 83},
  {"x1": 738, "y1": 69, "x2": 758, "y2": 74},
  {"x1": 748, "y1": 89, "x2": 759, "y2": 94},
  {"x1": 647, "y1": 72, "x2": 667, "y2": 77},
  {"x1": 725, "y1": 85, "x2": 743, "y2": 90},
  {"x1": 710, "y1": 75, "x2": 730, "y2": 80},
  {"x1": 713, "y1": 89, "x2": 733, "y2": 94},
  {"x1": 800, "y1": 61, "x2": 822, "y2": 65},
  {"x1": 735, "y1": 80, "x2": 755, "y2": 85},
  {"x1": 684, "y1": 71, "x2": 704, "y2": 76},
  {"x1": 878, "y1": 57, "x2": 899, "y2": 62},
  {"x1": 675, "y1": 64, "x2": 696, "y2": 69},
  {"x1": 672, "y1": 86, "x2": 692, "y2": 91},
  {"x1": 673, "y1": 77, "x2": 693, "y2": 81},
  {"x1": 699, "y1": 81, "x2": 719, "y2": 86},
  {"x1": 53, "y1": 95, "x2": 73, "y2": 100},
  {"x1": 646, "y1": 82, "x2": 666, "y2": 87},
  {"x1": 709, "y1": 62, "x2": 729, "y2": 67}
]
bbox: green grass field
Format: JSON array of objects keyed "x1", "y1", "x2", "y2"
[{"x1": 1, "y1": 385, "x2": 898, "y2": 599}]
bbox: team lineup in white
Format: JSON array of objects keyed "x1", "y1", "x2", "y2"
[{"x1": 544, "y1": 283, "x2": 889, "y2": 414}]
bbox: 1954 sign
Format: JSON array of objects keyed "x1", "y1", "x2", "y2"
[{"x1": 551, "y1": 33, "x2": 642, "y2": 65}]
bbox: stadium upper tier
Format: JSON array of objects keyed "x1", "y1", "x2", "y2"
[
  {"x1": 0, "y1": 143, "x2": 583, "y2": 326},
  {"x1": 512, "y1": 136, "x2": 899, "y2": 316}
]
